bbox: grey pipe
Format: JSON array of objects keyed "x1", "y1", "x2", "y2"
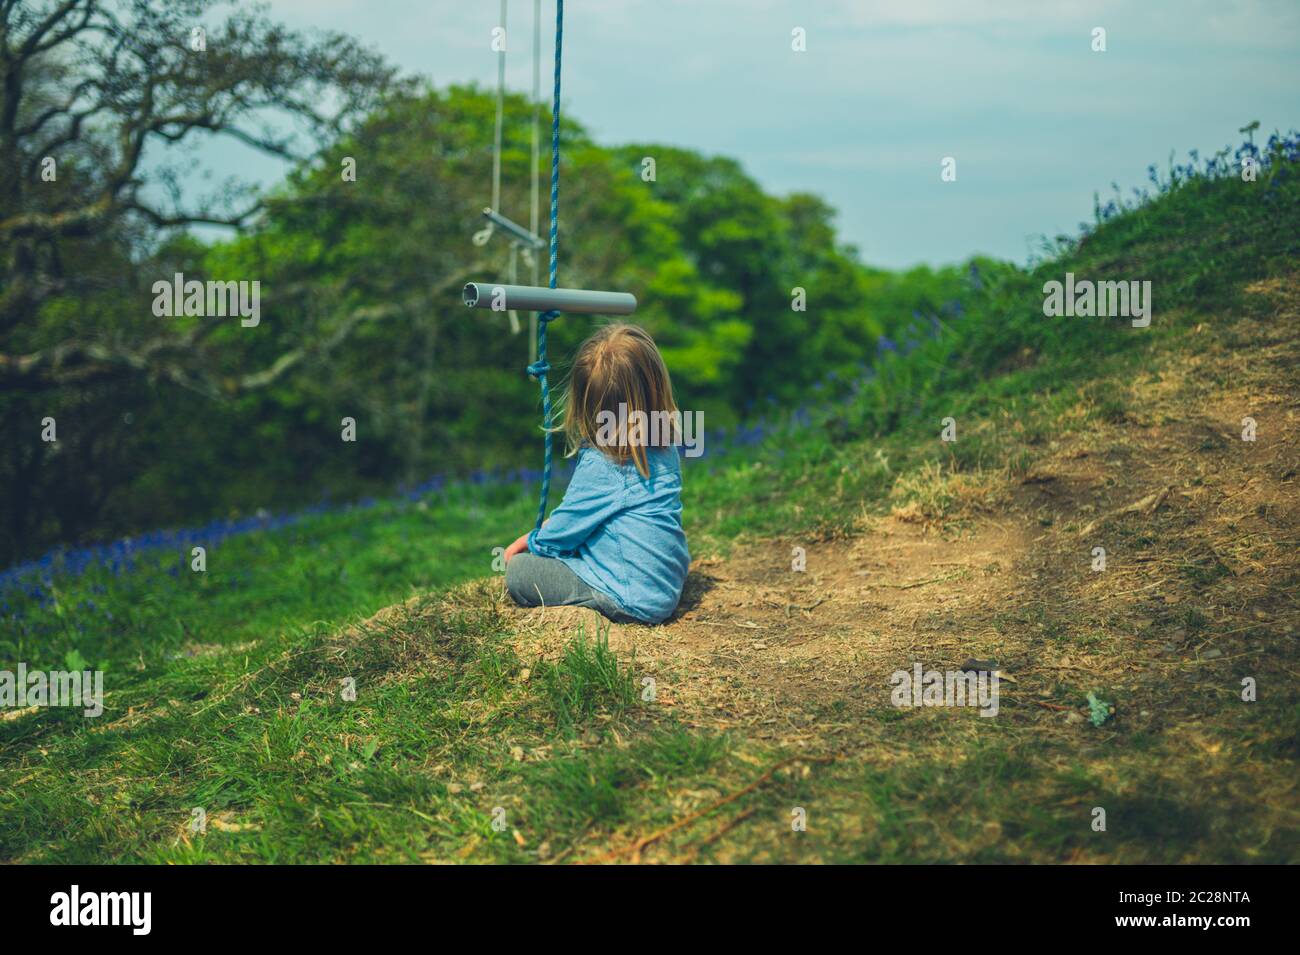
[
  {"x1": 482, "y1": 208, "x2": 546, "y2": 249},
  {"x1": 463, "y1": 282, "x2": 637, "y2": 315}
]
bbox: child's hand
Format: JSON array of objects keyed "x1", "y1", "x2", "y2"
[{"x1": 503, "y1": 531, "x2": 531, "y2": 563}]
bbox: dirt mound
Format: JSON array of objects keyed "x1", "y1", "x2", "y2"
[{"x1": 499, "y1": 275, "x2": 1299, "y2": 768}]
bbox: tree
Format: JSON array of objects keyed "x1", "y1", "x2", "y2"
[{"x1": 0, "y1": 0, "x2": 398, "y2": 394}]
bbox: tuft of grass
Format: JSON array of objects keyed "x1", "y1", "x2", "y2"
[{"x1": 534, "y1": 622, "x2": 638, "y2": 734}]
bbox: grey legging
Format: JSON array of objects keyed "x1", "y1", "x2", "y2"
[{"x1": 505, "y1": 553, "x2": 637, "y2": 623}]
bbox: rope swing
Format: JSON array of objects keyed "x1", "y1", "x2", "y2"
[
  {"x1": 473, "y1": 0, "x2": 544, "y2": 337},
  {"x1": 464, "y1": 0, "x2": 638, "y2": 531},
  {"x1": 525, "y1": 0, "x2": 564, "y2": 533}
]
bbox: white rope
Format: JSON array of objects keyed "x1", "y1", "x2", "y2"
[
  {"x1": 474, "y1": 0, "x2": 537, "y2": 340},
  {"x1": 472, "y1": 1, "x2": 510, "y2": 248},
  {"x1": 528, "y1": 0, "x2": 541, "y2": 362},
  {"x1": 492, "y1": 0, "x2": 507, "y2": 215}
]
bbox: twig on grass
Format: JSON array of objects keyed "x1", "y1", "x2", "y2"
[
  {"x1": 1077, "y1": 485, "x2": 1173, "y2": 537},
  {"x1": 787, "y1": 596, "x2": 827, "y2": 616},
  {"x1": 1032, "y1": 700, "x2": 1074, "y2": 712},
  {"x1": 876, "y1": 572, "x2": 961, "y2": 590},
  {"x1": 580, "y1": 754, "x2": 839, "y2": 864},
  {"x1": 677, "y1": 807, "x2": 759, "y2": 863}
]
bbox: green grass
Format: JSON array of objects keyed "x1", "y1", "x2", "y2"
[{"x1": 2, "y1": 145, "x2": 1298, "y2": 863}]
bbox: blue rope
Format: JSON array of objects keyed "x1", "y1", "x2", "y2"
[{"x1": 526, "y1": 0, "x2": 563, "y2": 532}]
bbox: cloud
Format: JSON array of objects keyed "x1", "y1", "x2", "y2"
[{"x1": 175, "y1": 0, "x2": 1300, "y2": 267}]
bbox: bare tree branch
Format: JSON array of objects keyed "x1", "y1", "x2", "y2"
[
  {"x1": 1, "y1": 0, "x2": 403, "y2": 385},
  {"x1": 0, "y1": 263, "x2": 490, "y2": 394}
]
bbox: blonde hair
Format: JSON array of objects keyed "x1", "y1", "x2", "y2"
[{"x1": 558, "y1": 323, "x2": 680, "y2": 478}]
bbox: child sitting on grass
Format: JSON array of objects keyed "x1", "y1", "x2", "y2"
[{"x1": 503, "y1": 323, "x2": 690, "y2": 625}]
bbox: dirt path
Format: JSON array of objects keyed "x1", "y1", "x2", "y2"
[{"x1": 506, "y1": 275, "x2": 1300, "y2": 763}]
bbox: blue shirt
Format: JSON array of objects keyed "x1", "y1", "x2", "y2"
[{"x1": 527, "y1": 446, "x2": 690, "y2": 624}]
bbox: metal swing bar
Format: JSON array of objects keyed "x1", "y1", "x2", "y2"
[
  {"x1": 466, "y1": 0, "x2": 635, "y2": 321},
  {"x1": 481, "y1": 207, "x2": 545, "y2": 249},
  {"x1": 463, "y1": 282, "x2": 636, "y2": 315}
]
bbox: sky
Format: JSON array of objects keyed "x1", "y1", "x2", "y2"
[{"x1": 194, "y1": 0, "x2": 1300, "y2": 270}]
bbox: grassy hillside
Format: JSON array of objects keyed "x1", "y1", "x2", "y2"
[{"x1": 2, "y1": 135, "x2": 1297, "y2": 863}]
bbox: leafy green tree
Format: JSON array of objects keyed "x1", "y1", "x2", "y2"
[
  {"x1": 0, "y1": 0, "x2": 394, "y2": 560},
  {"x1": 0, "y1": 0, "x2": 396, "y2": 393}
]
